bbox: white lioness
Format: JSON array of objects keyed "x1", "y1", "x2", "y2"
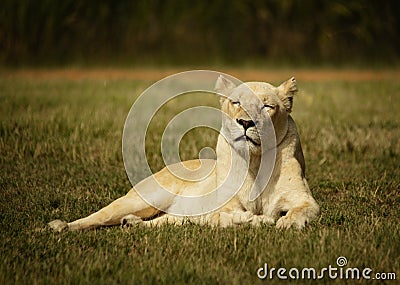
[{"x1": 49, "y1": 76, "x2": 319, "y2": 231}]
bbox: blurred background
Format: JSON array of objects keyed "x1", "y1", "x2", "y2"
[{"x1": 1, "y1": 0, "x2": 399, "y2": 67}]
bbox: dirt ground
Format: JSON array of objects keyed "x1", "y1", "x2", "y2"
[{"x1": 2, "y1": 67, "x2": 400, "y2": 82}]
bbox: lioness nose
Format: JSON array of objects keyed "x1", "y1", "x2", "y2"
[{"x1": 236, "y1": 119, "x2": 255, "y2": 130}]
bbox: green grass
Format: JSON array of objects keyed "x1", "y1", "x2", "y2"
[{"x1": 1, "y1": 74, "x2": 399, "y2": 284}]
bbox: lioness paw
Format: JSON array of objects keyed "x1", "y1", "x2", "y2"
[
  {"x1": 232, "y1": 211, "x2": 254, "y2": 224},
  {"x1": 48, "y1": 219, "x2": 69, "y2": 232},
  {"x1": 121, "y1": 214, "x2": 143, "y2": 227},
  {"x1": 251, "y1": 215, "x2": 274, "y2": 226},
  {"x1": 218, "y1": 212, "x2": 234, "y2": 227},
  {"x1": 275, "y1": 215, "x2": 307, "y2": 230}
]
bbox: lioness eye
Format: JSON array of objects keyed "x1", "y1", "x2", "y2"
[
  {"x1": 232, "y1": 101, "x2": 240, "y2": 106},
  {"x1": 263, "y1": 104, "x2": 275, "y2": 109}
]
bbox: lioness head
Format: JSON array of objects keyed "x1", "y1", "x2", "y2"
[{"x1": 215, "y1": 76, "x2": 298, "y2": 156}]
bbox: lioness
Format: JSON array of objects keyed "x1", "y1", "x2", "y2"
[{"x1": 49, "y1": 76, "x2": 319, "y2": 231}]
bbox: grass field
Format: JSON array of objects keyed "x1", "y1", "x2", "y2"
[{"x1": 1, "y1": 69, "x2": 399, "y2": 284}]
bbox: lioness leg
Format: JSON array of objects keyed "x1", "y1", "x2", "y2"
[{"x1": 49, "y1": 189, "x2": 159, "y2": 231}]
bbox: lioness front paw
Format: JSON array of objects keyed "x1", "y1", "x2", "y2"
[
  {"x1": 121, "y1": 214, "x2": 143, "y2": 227},
  {"x1": 48, "y1": 219, "x2": 69, "y2": 232},
  {"x1": 217, "y1": 211, "x2": 254, "y2": 227},
  {"x1": 232, "y1": 211, "x2": 254, "y2": 224},
  {"x1": 275, "y1": 215, "x2": 306, "y2": 230},
  {"x1": 251, "y1": 215, "x2": 274, "y2": 226},
  {"x1": 218, "y1": 212, "x2": 234, "y2": 227}
]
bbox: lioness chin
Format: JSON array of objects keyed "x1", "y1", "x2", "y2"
[{"x1": 49, "y1": 75, "x2": 319, "y2": 232}]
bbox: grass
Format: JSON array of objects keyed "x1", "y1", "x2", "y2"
[{"x1": 0, "y1": 72, "x2": 399, "y2": 284}]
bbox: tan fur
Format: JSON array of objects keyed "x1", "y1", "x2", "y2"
[{"x1": 48, "y1": 76, "x2": 319, "y2": 232}]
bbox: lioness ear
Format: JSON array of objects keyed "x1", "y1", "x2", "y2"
[
  {"x1": 277, "y1": 77, "x2": 298, "y2": 113},
  {"x1": 215, "y1": 75, "x2": 236, "y2": 104}
]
